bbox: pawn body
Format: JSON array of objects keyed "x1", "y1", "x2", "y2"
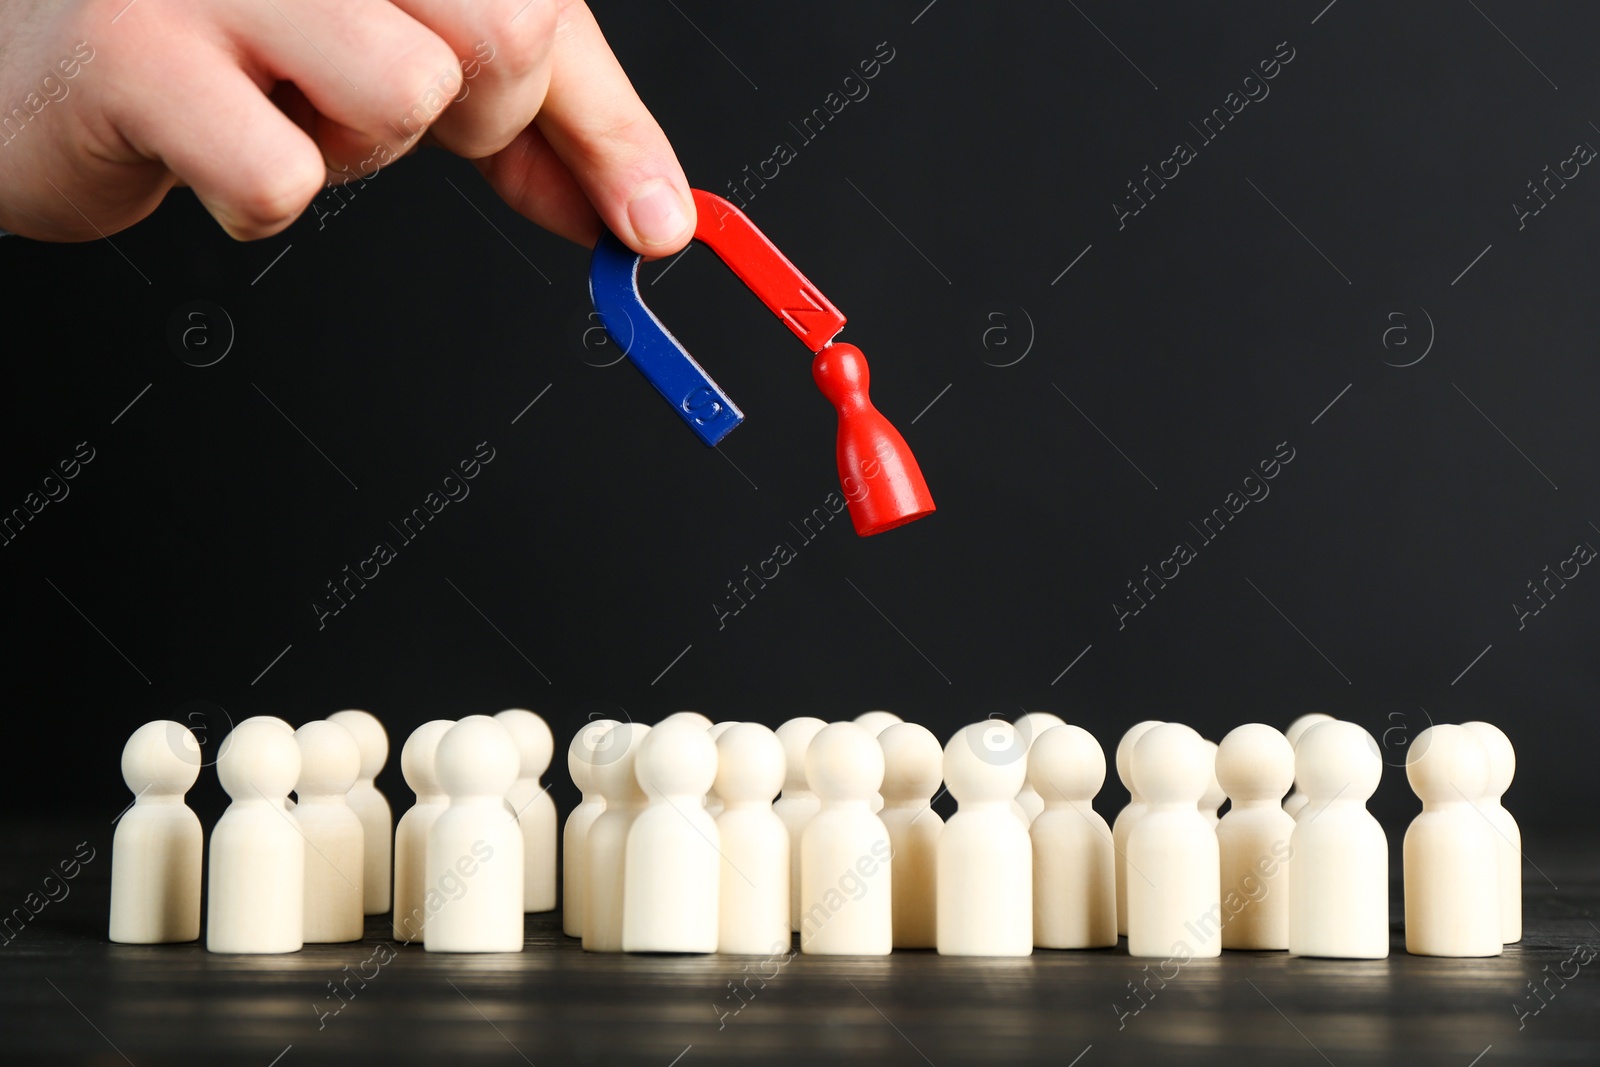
[
  {"x1": 585, "y1": 723, "x2": 651, "y2": 952},
  {"x1": 1289, "y1": 721, "x2": 1388, "y2": 958},
  {"x1": 1464, "y1": 721, "x2": 1521, "y2": 943},
  {"x1": 1029, "y1": 724, "x2": 1116, "y2": 949},
  {"x1": 878, "y1": 723, "x2": 943, "y2": 948},
  {"x1": 496, "y1": 709, "x2": 557, "y2": 912},
  {"x1": 1404, "y1": 725, "x2": 1501, "y2": 957},
  {"x1": 938, "y1": 722, "x2": 1032, "y2": 956},
  {"x1": 774, "y1": 717, "x2": 827, "y2": 931},
  {"x1": 392, "y1": 720, "x2": 454, "y2": 942},
  {"x1": 1111, "y1": 720, "x2": 1164, "y2": 936},
  {"x1": 110, "y1": 721, "x2": 203, "y2": 943},
  {"x1": 295, "y1": 721, "x2": 365, "y2": 944},
  {"x1": 1215, "y1": 724, "x2": 1296, "y2": 950},
  {"x1": 326, "y1": 710, "x2": 391, "y2": 915},
  {"x1": 425, "y1": 716, "x2": 523, "y2": 952},
  {"x1": 562, "y1": 719, "x2": 618, "y2": 937},
  {"x1": 715, "y1": 723, "x2": 790, "y2": 954},
  {"x1": 207, "y1": 721, "x2": 304, "y2": 953},
  {"x1": 1127, "y1": 724, "x2": 1221, "y2": 958},
  {"x1": 799, "y1": 723, "x2": 892, "y2": 954},
  {"x1": 624, "y1": 724, "x2": 721, "y2": 953}
]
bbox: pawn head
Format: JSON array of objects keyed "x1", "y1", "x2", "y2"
[
  {"x1": 1285, "y1": 712, "x2": 1335, "y2": 749},
  {"x1": 1016, "y1": 711, "x2": 1068, "y2": 748},
  {"x1": 590, "y1": 722, "x2": 652, "y2": 804},
  {"x1": 853, "y1": 710, "x2": 902, "y2": 737},
  {"x1": 494, "y1": 708, "x2": 553, "y2": 779},
  {"x1": 1407, "y1": 724, "x2": 1489, "y2": 805},
  {"x1": 1295, "y1": 720, "x2": 1381, "y2": 803},
  {"x1": 400, "y1": 720, "x2": 456, "y2": 797},
  {"x1": 435, "y1": 715, "x2": 519, "y2": 798},
  {"x1": 1462, "y1": 721, "x2": 1515, "y2": 798},
  {"x1": 806, "y1": 722, "x2": 884, "y2": 803},
  {"x1": 1115, "y1": 720, "x2": 1165, "y2": 795},
  {"x1": 123, "y1": 720, "x2": 202, "y2": 798},
  {"x1": 877, "y1": 722, "x2": 943, "y2": 802},
  {"x1": 239, "y1": 715, "x2": 295, "y2": 734},
  {"x1": 217, "y1": 719, "x2": 301, "y2": 801},
  {"x1": 1131, "y1": 722, "x2": 1210, "y2": 805},
  {"x1": 708, "y1": 721, "x2": 740, "y2": 741},
  {"x1": 946, "y1": 721, "x2": 1028, "y2": 804},
  {"x1": 657, "y1": 710, "x2": 713, "y2": 730},
  {"x1": 1027, "y1": 724, "x2": 1105, "y2": 803},
  {"x1": 636, "y1": 723, "x2": 718, "y2": 798},
  {"x1": 714, "y1": 723, "x2": 785, "y2": 806},
  {"x1": 776, "y1": 717, "x2": 828, "y2": 792},
  {"x1": 569, "y1": 718, "x2": 622, "y2": 792},
  {"x1": 327, "y1": 709, "x2": 387, "y2": 779},
  {"x1": 1215, "y1": 723, "x2": 1295, "y2": 803},
  {"x1": 294, "y1": 720, "x2": 361, "y2": 796}
]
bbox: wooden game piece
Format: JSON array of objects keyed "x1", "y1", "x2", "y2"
[
  {"x1": 877, "y1": 721, "x2": 943, "y2": 949},
  {"x1": 1462, "y1": 720, "x2": 1520, "y2": 943},
  {"x1": 938, "y1": 721, "x2": 1032, "y2": 956},
  {"x1": 494, "y1": 709, "x2": 557, "y2": 913},
  {"x1": 563, "y1": 718, "x2": 619, "y2": 938},
  {"x1": 1198, "y1": 739, "x2": 1226, "y2": 827},
  {"x1": 1029, "y1": 724, "x2": 1117, "y2": 949},
  {"x1": 623, "y1": 723, "x2": 721, "y2": 953},
  {"x1": 1214, "y1": 723, "x2": 1295, "y2": 950},
  {"x1": 584, "y1": 722, "x2": 651, "y2": 952},
  {"x1": 326, "y1": 710, "x2": 391, "y2": 915},
  {"x1": 774, "y1": 716, "x2": 827, "y2": 931},
  {"x1": 1013, "y1": 711, "x2": 1067, "y2": 823},
  {"x1": 206, "y1": 720, "x2": 304, "y2": 953},
  {"x1": 294, "y1": 720, "x2": 365, "y2": 944},
  {"x1": 713, "y1": 722, "x2": 789, "y2": 954},
  {"x1": 425, "y1": 715, "x2": 523, "y2": 953},
  {"x1": 1127, "y1": 723, "x2": 1221, "y2": 958},
  {"x1": 392, "y1": 719, "x2": 454, "y2": 943},
  {"x1": 109, "y1": 721, "x2": 203, "y2": 944},
  {"x1": 799, "y1": 722, "x2": 892, "y2": 954},
  {"x1": 705, "y1": 721, "x2": 740, "y2": 818},
  {"x1": 1282, "y1": 712, "x2": 1334, "y2": 819},
  {"x1": 1111, "y1": 720, "x2": 1164, "y2": 936},
  {"x1": 1288, "y1": 720, "x2": 1388, "y2": 958},
  {"x1": 1404, "y1": 725, "x2": 1502, "y2": 957}
]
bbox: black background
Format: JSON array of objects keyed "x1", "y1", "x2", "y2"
[{"x1": 3, "y1": 0, "x2": 1597, "y2": 844}]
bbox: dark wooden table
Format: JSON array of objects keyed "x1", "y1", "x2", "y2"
[{"x1": 4, "y1": 819, "x2": 1594, "y2": 1066}]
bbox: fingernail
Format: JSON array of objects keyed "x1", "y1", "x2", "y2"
[{"x1": 627, "y1": 182, "x2": 691, "y2": 248}]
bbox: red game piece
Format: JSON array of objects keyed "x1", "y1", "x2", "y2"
[{"x1": 812, "y1": 343, "x2": 936, "y2": 536}]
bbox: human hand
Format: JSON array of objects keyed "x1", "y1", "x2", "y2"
[{"x1": 0, "y1": 0, "x2": 694, "y2": 254}]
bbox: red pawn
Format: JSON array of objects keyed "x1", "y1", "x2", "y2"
[{"x1": 812, "y1": 343, "x2": 936, "y2": 536}]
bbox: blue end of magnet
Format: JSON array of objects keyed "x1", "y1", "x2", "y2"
[{"x1": 588, "y1": 230, "x2": 744, "y2": 447}]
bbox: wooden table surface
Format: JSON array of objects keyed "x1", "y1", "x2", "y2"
[{"x1": 4, "y1": 819, "x2": 1594, "y2": 1066}]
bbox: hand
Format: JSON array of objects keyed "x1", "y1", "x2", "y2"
[{"x1": 0, "y1": 0, "x2": 694, "y2": 254}]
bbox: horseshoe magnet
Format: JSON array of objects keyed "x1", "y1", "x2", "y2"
[{"x1": 588, "y1": 189, "x2": 934, "y2": 537}]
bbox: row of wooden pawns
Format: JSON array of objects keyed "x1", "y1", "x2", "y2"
[{"x1": 107, "y1": 709, "x2": 1518, "y2": 958}]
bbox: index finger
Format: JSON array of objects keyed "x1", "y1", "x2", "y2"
[{"x1": 527, "y1": 1, "x2": 695, "y2": 255}]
